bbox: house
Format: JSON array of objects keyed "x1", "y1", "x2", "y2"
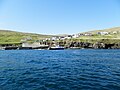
[
  {"x1": 59, "y1": 36, "x2": 65, "y2": 40},
  {"x1": 51, "y1": 37, "x2": 58, "y2": 41},
  {"x1": 64, "y1": 35, "x2": 72, "y2": 39},
  {"x1": 79, "y1": 33, "x2": 84, "y2": 36},
  {"x1": 45, "y1": 38, "x2": 51, "y2": 41},
  {"x1": 84, "y1": 33, "x2": 93, "y2": 36},
  {"x1": 97, "y1": 32, "x2": 109, "y2": 35},
  {"x1": 72, "y1": 34, "x2": 80, "y2": 38},
  {"x1": 113, "y1": 31, "x2": 118, "y2": 34}
]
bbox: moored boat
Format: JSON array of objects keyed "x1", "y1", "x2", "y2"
[{"x1": 49, "y1": 45, "x2": 64, "y2": 50}]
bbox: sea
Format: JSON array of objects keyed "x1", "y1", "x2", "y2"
[{"x1": 0, "y1": 49, "x2": 120, "y2": 90}]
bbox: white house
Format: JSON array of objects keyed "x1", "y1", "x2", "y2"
[
  {"x1": 72, "y1": 34, "x2": 80, "y2": 38},
  {"x1": 97, "y1": 32, "x2": 109, "y2": 35},
  {"x1": 113, "y1": 31, "x2": 118, "y2": 34},
  {"x1": 59, "y1": 36, "x2": 65, "y2": 40},
  {"x1": 84, "y1": 33, "x2": 93, "y2": 36},
  {"x1": 64, "y1": 35, "x2": 72, "y2": 39}
]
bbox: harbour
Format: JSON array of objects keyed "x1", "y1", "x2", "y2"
[
  {"x1": 0, "y1": 0, "x2": 120, "y2": 90},
  {"x1": 0, "y1": 40, "x2": 120, "y2": 50}
]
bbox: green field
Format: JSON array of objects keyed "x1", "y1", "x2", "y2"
[
  {"x1": 78, "y1": 34, "x2": 120, "y2": 39},
  {"x1": 77, "y1": 27, "x2": 120, "y2": 39},
  {"x1": 0, "y1": 30, "x2": 53, "y2": 44},
  {"x1": 80, "y1": 27, "x2": 120, "y2": 34}
]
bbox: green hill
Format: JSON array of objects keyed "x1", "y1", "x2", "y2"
[
  {"x1": 0, "y1": 30, "x2": 53, "y2": 44},
  {"x1": 83, "y1": 27, "x2": 120, "y2": 34},
  {"x1": 78, "y1": 27, "x2": 120, "y2": 39},
  {"x1": 0, "y1": 27, "x2": 120, "y2": 44}
]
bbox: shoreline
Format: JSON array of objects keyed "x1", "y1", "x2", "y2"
[{"x1": 0, "y1": 39, "x2": 120, "y2": 50}]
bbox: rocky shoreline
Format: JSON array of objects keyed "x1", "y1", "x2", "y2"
[
  {"x1": 65, "y1": 42, "x2": 120, "y2": 49},
  {"x1": 0, "y1": 38, "x2": 120, "y2": 50},
  {"x1": 0, "y1": 41, "x2": 120, "y2": 50}
]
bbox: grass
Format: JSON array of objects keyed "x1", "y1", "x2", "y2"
[
  {"x1": 0, "y1": 30, "x2": 53, "y2": 44},
  {"x1": 69, "y1": 38, "x2": 120, "y2": 44},
  {"x1": 77, "y1": 27, "x2": 120, "y2": 39},
  {"x1": 77, "y1": 34, "x2": 120, "y2": 39},
  {"x1": 81, "y1": 27, "x2": 120, "y2": 34}
]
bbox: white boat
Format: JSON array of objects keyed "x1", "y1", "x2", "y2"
[{"x1": 49, "y1": 45, "x2": 64, "y2": 50}]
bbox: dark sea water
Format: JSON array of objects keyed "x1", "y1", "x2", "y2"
[{"x1": 0, "y1": 49, "x2": 120, "y2": 90}]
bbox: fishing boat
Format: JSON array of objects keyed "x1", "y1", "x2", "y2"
[{"x1": 49, "y1": 45, "x2": 64, "y2": 50}]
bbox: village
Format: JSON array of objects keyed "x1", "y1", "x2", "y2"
[
  {"x1": 46, "y1": 31, "x2": 118, "y2": 40},
  {"x1": 0, "y1": 30, "x2": 120, "y2": 50}
]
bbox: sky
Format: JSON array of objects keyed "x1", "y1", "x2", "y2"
[{"x1": 0, "y1": 0, "x2": 120, "y2": 35}]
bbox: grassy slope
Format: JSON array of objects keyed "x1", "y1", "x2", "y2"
[
  {"x1": 78, "y1": 27, "x2": 120, "y2": 39},
  {"x1": 0, "y1": 30, "x2": 53, "y2": 44},
  {"x1": 0, "y1": 27, "x2": 120, "y2": 44}
]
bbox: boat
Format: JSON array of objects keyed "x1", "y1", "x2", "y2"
[
  {"x1": 3, "y1": 46, "x2": 18, "y2": 50},
  {"x1": 17, "y1": 47, "x2": 32, "y2": 50},
  {"x1": 49, "y1": 45, "x2": 64, "y2": 50}
]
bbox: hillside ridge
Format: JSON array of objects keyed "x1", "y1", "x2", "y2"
[
  {"x1": 0, "y1": 27, "x2": 120, "y2": 44},
  {"x1": 79, "y1": 27, "x2": 120, "y2": 34}
]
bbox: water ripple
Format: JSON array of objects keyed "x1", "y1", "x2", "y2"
[{"x1": 0, "y1": 50, "x2": 120, "y2": 90}]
